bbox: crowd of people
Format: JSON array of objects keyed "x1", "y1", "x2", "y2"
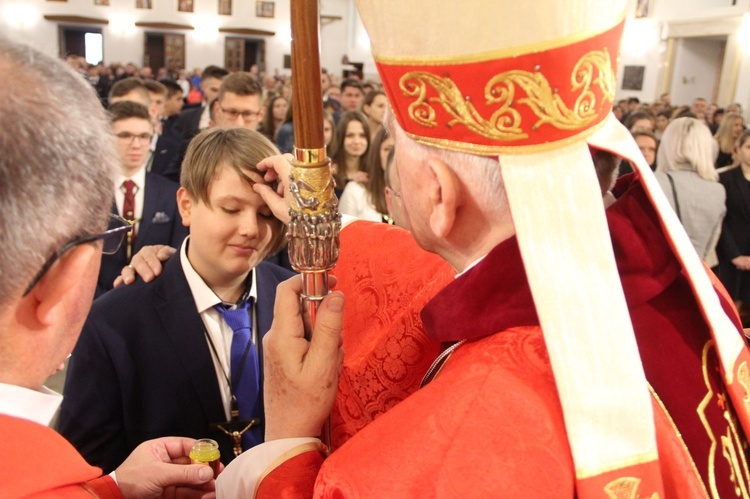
[
  {"x1": 614, "y1": 93, "x2": 750, "y2": 323},
  {"x1": 4, "y1": 0, "x2": 750, "y2": 496}
]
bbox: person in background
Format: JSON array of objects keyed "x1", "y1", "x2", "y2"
[
  {"x1": 362, "y1": 90, "x2": 388, "y2": 140},
  {"x1": 173, "y1": 65, "x2": 229, "y2": 141},
  {"x1": 655, "y1": 117, "x2": 726, "y2": 261},
  {"x1": 717, "y1": 129, "x2": 750, "y2": 326},
  {"x1": 709, "y1": 107, "x2": 726, "y2": 135},
  {"x1": 109, "y1": 76, "x2": 151, "y2": 110},
  {"x1": 623, "y1": 110, "x2": 655, "y2": 133},
  {"x1": 339, "y1": 128, "x2": 393, "y2": 222},
  {"x1": 330, "y1": 111, "x2": 371, "y2": 196},
  {"x1": 213, "y1": 72, "x2": 265, "y2": 132},
  {"x1": 618, "y1": 130, "x2": 658, "y2": 177},
  {"x1": 97, "y1": 101, "x2": 187, "y2": 296},
  {"x1": 339, "y1": 78, "x2": 366, "y2": 112},
  {"x1": 323, "y1": 110, "x2": 337, "y2": 150},
  {"x1": 258, "y1": 94, "x2": 288, "y2": 141},
  {"x1": 714, "y1": 112, "x2": 745, "y2": 169},
  {"x1": 654, "y1": 110, "x2": 670, "y2": 139},
  {"x1": 0, "y1": 35, "x2": 216, "y2": 499}
]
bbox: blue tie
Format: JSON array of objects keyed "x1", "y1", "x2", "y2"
[{"x1": 215, "y1": 301, "x2": 262, "y2": 449}]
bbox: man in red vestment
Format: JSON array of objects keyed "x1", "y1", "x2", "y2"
[
  {"x1": 0, "y1": 37, "x2": 218, "y2": 497},
  {"x1": 214, "y1": 0, "x2": 750, "y2": 497}
]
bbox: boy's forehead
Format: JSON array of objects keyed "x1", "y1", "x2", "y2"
[{"x1": 208, "y1": 163, "x2": 265, "y2": 191}]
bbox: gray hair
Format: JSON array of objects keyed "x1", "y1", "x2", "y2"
[
  {"x1": 0, "y1": 38, "x2": 118, "y2": 304},
  {"x1": 386, "y1": 113, "x2": 507, "y2": 216},
  {"x1": 656, "y1": 117, "x2": 717, "y2": 181}
]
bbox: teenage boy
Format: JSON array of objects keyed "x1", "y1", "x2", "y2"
[
  {"x1": 97, "y1": 101, "x2": 187, "y2": 296},
  {"x1": 59, "y1": 128, "x2": 294, "y2": 473}
]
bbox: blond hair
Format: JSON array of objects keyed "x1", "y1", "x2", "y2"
[{"x1": 181, "y1": 127, "x2": 286, "y2": 254}]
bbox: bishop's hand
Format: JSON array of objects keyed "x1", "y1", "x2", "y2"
[{"x1": 262, "y1": 275, "x2": 344, "y2": 441}]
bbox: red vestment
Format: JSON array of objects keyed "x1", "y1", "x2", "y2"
[
  {"x1": 0, "y1": 414, "x2": 121, "y2": 498},
  {"x1": 258, "y1": 178, "x2": 750, "y2": 498}
]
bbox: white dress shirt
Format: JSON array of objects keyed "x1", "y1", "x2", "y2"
[
  {"x1": 0, "y1": 382, "x2": 62, "y2": 427},
  {"x1": 180, "y1": 237, "x2": 259, "y2": 420}
]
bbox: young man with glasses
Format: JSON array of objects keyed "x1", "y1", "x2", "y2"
[
  {"x1": 97, "y1": 101, "x2": 188, "y2": 297},
  {"x1": 213, "y1": 72, "x2": 265, "y2": 131},
  {"x1": 0, "y1": 36, "x2": 216, "y2": 497}
]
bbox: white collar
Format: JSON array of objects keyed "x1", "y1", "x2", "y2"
[
  {"x1": 179, "y1": 237, "x2": 258, "y2": 314},
  {"x1": 116, "y1": 165, "x2": 147, "y2": 189},
  {"x1": 0, "y1": 382, "x2": 62, "y2": 427},
  {"x1": 454, "y1": 254, "x2": 487, "y2": 279}
]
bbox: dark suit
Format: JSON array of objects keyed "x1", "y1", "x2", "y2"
[
  {"x1": 150, "y1": 129, "x2": 189, "y2": 184},
  {"x1": 97, "y1": 172, "x2": 188, "y2": 297},
  {"x1": 718, "y1": 167, "x2": 750, "y2": 302},
  {"x1": 171, "y1": 105, "x2": 204, "y2": 142},
  {"x1": 59, "y1": 256, "x2": 295, "y2": 473}
]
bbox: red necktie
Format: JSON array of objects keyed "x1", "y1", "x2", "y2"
[{"x1": 122, "y1": 180, "x2": 137, "y2": 258}]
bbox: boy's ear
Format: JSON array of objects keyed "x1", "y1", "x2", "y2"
[{"x1": 176, "y1": 187, "x2": 193, "y2": 227}]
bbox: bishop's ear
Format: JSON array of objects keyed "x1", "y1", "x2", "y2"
[
  {"x1": 33, "y1": 243, "x2": 100, "y2": 327},
  {"x1": 424, "y1": 157, "x2": 462, "y2": 238}
]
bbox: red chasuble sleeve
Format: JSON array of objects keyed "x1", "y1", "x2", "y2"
[
  {"x1": 256, "y1": 450, "x2": 325, "y2": 498},
  {"x1": 0, "y1": 415, "x2": 122, "y2": 498}
]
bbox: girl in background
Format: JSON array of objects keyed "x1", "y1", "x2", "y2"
[
  {"x1": 717, "y1": 129, "x2": 750, "y2": 325},
  {"x1": 362, "y1": 90, "x2": 388, "y2": 140},
  {"x1": 330, "y1": 111, "x2": 371, "y2": 196},
  {"x1": 714, "y1": 112, "x2": 745, "y2": 169},
  {"x1": 259, "y1": 95, "x2": 288, "y2": 141},
  {"x1": 339, "y1": 128, "x2": 393, "y2": 222}
]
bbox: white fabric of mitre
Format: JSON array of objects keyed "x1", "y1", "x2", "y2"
[
  {"x1": 354, "y1": 0, "x2": 626, "y2": 61},
  {"x1": 499, "y1": 134, "x2": 658, "y2": 477}
]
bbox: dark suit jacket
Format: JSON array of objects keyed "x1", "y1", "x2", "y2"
[
  {"x1": 59, "y1": 256, "x2": 295, "y2": 473},
  {"x1": 97, "y1": 172, "x2": 188, "y2": 297},
  {"x1": 718, "y1": 167, "x2": 750, "y2": 301},
  {"x1": 171, "y1": 105, "x2": 204, "y2": 142},
  {"x1": 150, "y1": 129, "x2": 189, "y2": 184}
]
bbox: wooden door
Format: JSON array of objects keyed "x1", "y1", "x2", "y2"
[{"x1": 225, "y1": 37, "x2": 245, "y2": 72}]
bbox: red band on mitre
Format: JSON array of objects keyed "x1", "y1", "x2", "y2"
[{"x1": 376, "y1": 19, "x2": 625, "y2": 155}]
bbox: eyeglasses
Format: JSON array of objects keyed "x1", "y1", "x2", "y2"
[
  {"x1": 220, "y1": 106, "x2": 261, "y2": 122},
  {"x1": 23, "y1": 214, "x2": 133, "y2": 296},
  {"x1": 385, "y1": 186, "x2": 402, "y2": 199},
  {"x1": 116, "y1": 132, "x2": 153, "y2": 144}
]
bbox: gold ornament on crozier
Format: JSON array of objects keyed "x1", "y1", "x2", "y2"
[{"x1": 287, "y1": 151, "x2": 340, "y2": 273}]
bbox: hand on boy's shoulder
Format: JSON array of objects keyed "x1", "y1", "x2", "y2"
[{"x1": 113, "y1": 245, "x2": 177, "y2": 287}]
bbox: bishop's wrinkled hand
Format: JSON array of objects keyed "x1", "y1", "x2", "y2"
[{"x1": 262, "y1": 275, "x2": 344, "y2": 441}]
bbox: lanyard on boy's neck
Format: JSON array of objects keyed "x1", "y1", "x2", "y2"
[{"x1": 204, "y1": 275, "x2": 261, "y2": 456}]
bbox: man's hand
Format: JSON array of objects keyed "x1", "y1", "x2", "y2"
[
  {"x1": 253, "y1": 154, "x2": 294, "y2": 224},
  {"x1": 113, "y1": 245, "x2": 176, "y2": 287},
  {"x1": 116, "y1": 437, "x2": 221, "y2": 499},
  {"x1": 733, "y1": 256, "x2": 750, "y2": 271},
  {"x1": 263, "y1": 276, "x2": 345, "y2": 441}
]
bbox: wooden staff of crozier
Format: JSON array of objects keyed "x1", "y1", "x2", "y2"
[{"x1": 288, "y1": 0, "x2": 340, "y2": 339}]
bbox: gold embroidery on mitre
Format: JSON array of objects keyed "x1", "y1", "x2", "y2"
[
  {"x1": 698, "y1": 340, "x2": 750, "y2": 498},
  {"x1": 603, "y1": 477, "x2": 659, "y2": 499},
  {"x1": 398, "y1": 49, "x2": 615, "y2": 142}
]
